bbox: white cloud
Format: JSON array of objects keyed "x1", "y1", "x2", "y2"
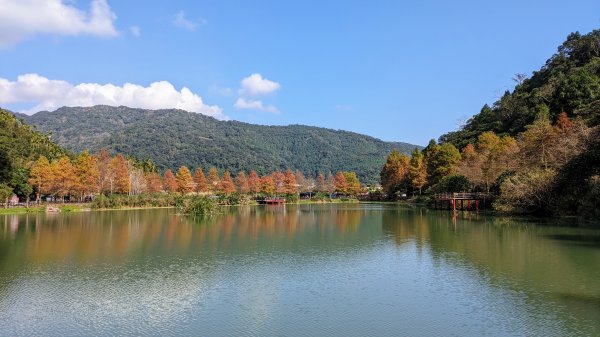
[
  {"x1": 239, "y1": 73, "x2": 281, "y2": 96},
  {"x1": 173, "y1": 10, "x2": 206, "y2": 32},
  {"x1": 234, "y1": 98, "x2": 279, "y2": 114},
  {"x1": 235, "y1": 73, "x2": 281, "y2": 113},
  {"x1": 0, "y1": 73, "x2": 227, "y2": 119},
  {"x1": 0, "y1": 0, "x2": 118, "y2": 48},
  {"x1": 130, "y1": 25, "x2": 141, "y2": 37}
]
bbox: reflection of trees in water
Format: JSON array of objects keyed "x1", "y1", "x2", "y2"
[
  {"x1": 0, "y1": 206, "x2": 384, "y2": 267},
  {"x1": 381, "y1": 209, "x2": 600, "y2": 332}
]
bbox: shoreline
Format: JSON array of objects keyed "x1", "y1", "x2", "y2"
[
  {"x1": 0, "y1": 199, "x2": 362, "y2": 215},
  {"x1": 2, "y1": 201, "x2": 595, "y2": 226}
]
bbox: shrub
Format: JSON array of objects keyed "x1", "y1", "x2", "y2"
[
  {"x1": 178, "y1": 195, "x2": 218, "y2": 216},
  {"x1": 493, "y1": 168, "x2": 556, "y2": 213}
]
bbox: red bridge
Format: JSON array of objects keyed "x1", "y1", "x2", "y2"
[{"x1": 432, "y1": 193, "x2": 490, "y2": 211}]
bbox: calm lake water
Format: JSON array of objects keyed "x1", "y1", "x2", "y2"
[{"x1": 0, "y1": 204, "x2": 598, "y2": 336}]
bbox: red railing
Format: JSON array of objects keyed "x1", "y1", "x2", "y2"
[{"x1": 433, "y1": 192, "x2": 490, "y2": 200}]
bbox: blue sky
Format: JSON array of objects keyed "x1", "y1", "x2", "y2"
[{"x1": 0, "y1": 0, "x2": 599, "y2": 145}]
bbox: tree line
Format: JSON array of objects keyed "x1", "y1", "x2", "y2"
[
  {"x1": 381, "y1": 112, "x2": 594, "y2": 214},
  {"x1": 24, "y1": 148, "x2": 363, "y2": 203}
]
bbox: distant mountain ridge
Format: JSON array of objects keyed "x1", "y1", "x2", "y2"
[{"x1": 13, "y1": 105, "x2": 418, "y2": 183}]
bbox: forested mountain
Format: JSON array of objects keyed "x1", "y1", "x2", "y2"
[
  {"x1": 440, "y1": 30, "x2": 600, "y2": 149},
  {"x1": 431, "y1": 29, "x2": 600, "y2": 220},
  {"x1": 0, "y1": 109, "x2": 67, "y2": 198},
  {"x1": 13, "y1": 105, "x2": 417, "y2": 183}
]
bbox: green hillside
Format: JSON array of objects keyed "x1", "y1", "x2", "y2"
[
  {"x1": 434, "y1": 29, "x2": 600, "y2": 220},
  {"x1": 0, "y1": 109, "x2": 67, "y2": 198},
  {"x1": 15, "y1": 105, "x2": 417, "y2": 183},
  {"x1": 440, "y1": 30, "x2": 600, "y2": 149}
]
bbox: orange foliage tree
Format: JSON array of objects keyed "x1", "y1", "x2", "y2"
[
  {"x1": 248, "y1": 170, "x2": 261, "y2": 194},
  {"x1": 283, "y1": 169, "x2": 297, "y2": 194},
  {"x1": 96, "y1": 148, "x2": 113, "y2": 194},
  {"x1": 235, "y1": 171, "x2": 249, "y2": 193},
  {"x1": 271, "y1": 171, "x2": 285, "y2": 194},
  {"x1": 342, "y1": 172, "x2": 361, "y2": 196},
  {"x1": 220, "y1": 170, "x2": 236, "y2": 194},
  {"x1": 145, "y1": 172, "x2": 163, "y2": 193},
  {"x1": 110, "y1": 154, "x2": 130, "y2": 194},
  {"x1": 333, "y1": 171, "x2": 348, "y2": 194},
  {"x1": 193, "y1": 167, "x2": 208, "y2": 192},
  {"x1": 163, "y1": 169, "x2": 178, "y2": 193},
  {"x1": 260, "y1": 175, "x2": 275, "y2": 195},
  {"x1": 176, "y1": 166, "x2": 194, "y2": 194},
  {"x1": 28, "y1": 155, "x2": 52, "y2": 202},
  {"x1": 207, "y1": 167, "x2": 220, "y2": 192},
  {"x1": 74, "y1": 151, "x2": 99, "y2": 199},
  {"x1": 380, "y1": 150, "x2": 410, "y2": 196},
  {"x1": 52, "y1": 156, "x2": 78, "y2": 200}
]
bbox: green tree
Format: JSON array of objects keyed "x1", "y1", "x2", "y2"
[
  {"x1": 0, "y1": 183, "x2": 13, "y2": 208},
  {"x1": 10, "y1": 168, "x2": 32, "y2": 204},
  {"x1": 426, "y1": 142, "x2": 461, "y2": 185}
]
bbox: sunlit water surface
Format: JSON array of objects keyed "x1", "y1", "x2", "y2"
[{"x1": 0, "y1": 204, "x2": 598, "y2": 336}]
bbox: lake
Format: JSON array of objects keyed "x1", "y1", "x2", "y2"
[{"x1": 0, "y1": 204, "x2": 598, "y2": 336}]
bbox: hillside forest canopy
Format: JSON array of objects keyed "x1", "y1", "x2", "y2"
[
  {"x1": 380, "y1": 29, "x2": 600, "y2": 221},
  {"x1": 14, "y1": 105, "x2": 416, "y2": 184},
  {"x1": 0, "y1": 108, "x2": 364, "y2": 207}
]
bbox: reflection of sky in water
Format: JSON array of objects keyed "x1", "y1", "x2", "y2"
[{"x1": 0, "y1": 206, "x2": 598, "y2": 336}]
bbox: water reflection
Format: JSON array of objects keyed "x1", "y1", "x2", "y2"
[
  {"x1": 0, "y1": 205, "x2": 382, "y2": 267},
  {"x1": 0, "y1": 205, "x2": 598, "y2": 336}
]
